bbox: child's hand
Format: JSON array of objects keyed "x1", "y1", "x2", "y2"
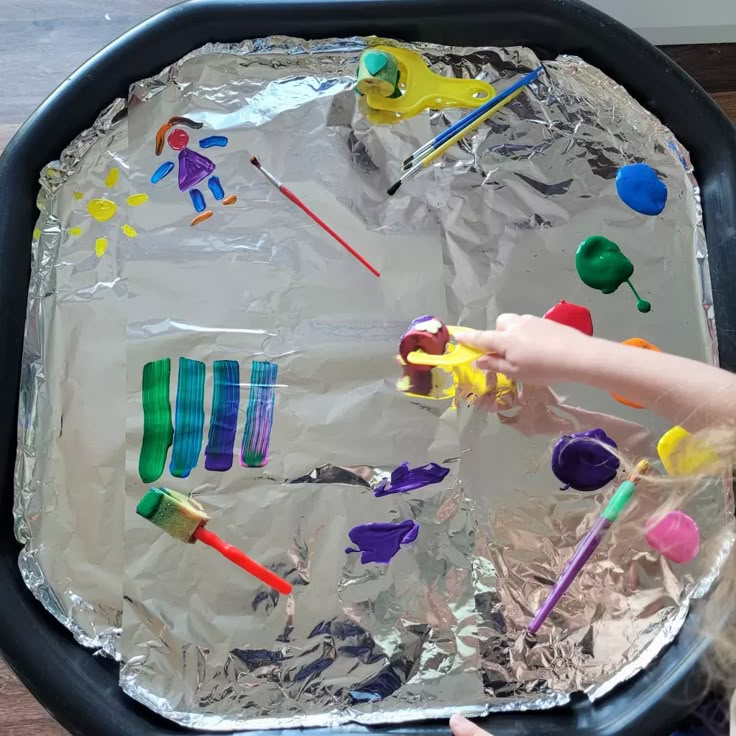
[
  {"x1": 455, "y1": 313, "x2": 590, "y2": 385},
  {"x1": 450, "y1": 715, "x2": 492, "y2": 736}
]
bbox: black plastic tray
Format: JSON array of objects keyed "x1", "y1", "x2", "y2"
[{"x1": 1, "y1": 1, "x2": 735, "y2": 735}]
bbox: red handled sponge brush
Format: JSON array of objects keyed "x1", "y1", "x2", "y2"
[{"x1": 137, "y1": 487, "x2": 292, "y2": 595}]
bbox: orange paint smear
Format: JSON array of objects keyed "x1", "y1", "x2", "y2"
[
  {"x1": 191, "y1": 210, "x2": 214, "y2": 226},
  {"x1": 223, "y1": 195, "x2": 237, "y2": 205},
  {"x1": 611, "y1": 337, "x2": 662, "y2": 408}
]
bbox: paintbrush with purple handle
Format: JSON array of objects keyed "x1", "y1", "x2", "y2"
[{"x1": 528, "y1": 459, "x2": 650, "y2": 635}]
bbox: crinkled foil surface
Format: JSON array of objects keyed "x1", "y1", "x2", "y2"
[{"x1": 15, "y1": 36, "x2": 735, "y2": 730}]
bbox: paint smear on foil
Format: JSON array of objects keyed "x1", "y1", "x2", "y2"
[
  {"x1": 240, "y1": 360, "x2": 278, "y2": 468},
  {"x1": 139, "y1": 358, "x2": 174, "y2": 483},
  {"x1": 374, "y1": 461, "x2": 449, "y2": 496},
  {"x1": 126, "y1": 193, "x2": 149, "y2": 207},
  {"x1": 105, "y1": 167, "x2": 120, "y2": 188},
  {"x1": 170, "y1": 358, "x2": 206, "y2": 478},
  {"x1": 345, "y1": 520, "x2": 419, "y2": 564},
  {"x1": 151, "y1": 161, "x2": 175, "y2": 184},
  {"x1": 199, "y1": 135, "x2": 229, "y2": 148},
  {"x1": 205, "y1": 360, "x2": 240, "y2": 471}
]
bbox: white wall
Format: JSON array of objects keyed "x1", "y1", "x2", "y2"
[{"x1": 583, "y1": 0, "x2": 736, "y2": 44}]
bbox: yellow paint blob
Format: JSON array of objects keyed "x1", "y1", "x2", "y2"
[
  {"x1": 105, "y1": 167, "x2": 120, "y2": 188},
  {"x1": 95, "y1": 237, "x2": 108, "y2": 257},
  {"x1": 657, "y1": 425, "x2": 720, "y2": 476},
  {"x1": 126, "y1": 193, "x2": 149, "y2": 207},
  {"x1": 73, "y1": 191, "x2": 84, "y2": 200},
  {"x1": 87, "y1": 198, "x2": 117, "y2": 223},
  {"x1": 121, "y1": 224, "x2": 137, "y2": 238},
  {"x1": 68, "y1": 226, "x2": 83, "y2": 237},
  {"x1": 33, "y1": 227, "x2": 41, "y2": 240}
]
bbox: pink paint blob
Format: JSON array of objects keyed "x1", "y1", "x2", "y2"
[
  {"x1": 645, "y1": 510, "x2": 700, "y2": 564},
  {"x1": 168, "y1": 128, "x2": 190, "y2": 151}
]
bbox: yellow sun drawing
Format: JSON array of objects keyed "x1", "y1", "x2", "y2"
[{"x1": 69, "y1": 167, "x2": 149, "y2": 257}]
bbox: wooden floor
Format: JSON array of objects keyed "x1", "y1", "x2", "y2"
[{"x1": 0, "y1": 3, "x2": 734, "y2": 734}]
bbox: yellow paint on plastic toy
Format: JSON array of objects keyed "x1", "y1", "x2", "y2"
[
  {"x1": 406, "y1": 325, "x2": 485, "y2": 368},
  {"x1": 657, "y1": 425, "x2": 719, "y2": 476},
  {"x1": 362, "y1": 45, "x2": 495, "y2": 123},
  {"x1": 398, "y1": 324, "x2": 516, "y2": 407}
]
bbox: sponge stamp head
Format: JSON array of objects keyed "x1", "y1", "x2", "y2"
[{"x1": 137, "y1": 487, "x2": 209, "y2": 543}]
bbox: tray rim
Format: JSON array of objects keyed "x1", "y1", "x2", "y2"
[{"x1": 0, "y1": 1, "x2": 734, "y2": 734}]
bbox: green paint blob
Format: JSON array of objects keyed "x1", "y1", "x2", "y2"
[
  {"x1": 139, "y1": 358, "x2": 174, "y2": 483},
  {"x1": 576, "y1": 235, "x2": 651, "y2": 313}
]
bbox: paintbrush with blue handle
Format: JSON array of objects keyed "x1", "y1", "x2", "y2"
[{"x1": 401, "y1": 66, "x2": 544, "y2": 171}]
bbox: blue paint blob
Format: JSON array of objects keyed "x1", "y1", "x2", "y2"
[
  {"x1": 208, "y1": 175, "x2": 225, "y2": 201},
  {"x1": 616, "y1": 163, "x2": 667, "y2": 216},
  {"x1": 345, "y1": 520, "x2": 419, "y2": 564},
  {"x1": 190, "y1": 188, "x2": 206, "y2": 213},
  {"x1": 151, "y1": 161, "x2": 175, "y2": 184},
  {"x1": 199, "y1": 135, "x2": 229, "y2": 149}
]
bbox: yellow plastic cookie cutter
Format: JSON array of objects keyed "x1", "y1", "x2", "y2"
[
  {"x1": 362, "y1": 46, "x2": 495, "y2": 123},
  {"x1": 406, "y1": 326, "x2": 485, "y2": 368}
]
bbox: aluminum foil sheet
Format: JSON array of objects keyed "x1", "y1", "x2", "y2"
[{"x1": 16, "y1": 36, "x2": 735, "y2": 730}]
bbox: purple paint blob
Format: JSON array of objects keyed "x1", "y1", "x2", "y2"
[
  {"x1": 345, "y1": 520, "x2": 419, "y2": 564},
  {"x1": 551, "y1": 428, "x2": 620, "y2": 492},
  {"x1": 374, "y1": 462, "x2": 449, "y2": 497},
  {"x1": 178, "y1": 148, "x2": 216, "y2": 191}
]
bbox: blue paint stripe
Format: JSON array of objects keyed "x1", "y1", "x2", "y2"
[
  {"x1": 199, "y1": 136, "x2": 229, "y2": 149},
  {"x1": 208, "y1": 176, "x2": 225, "y2": 201},
  {"x1": 190, "y1": 188, "x2": 206, "y2": 213},
  {"x1": 205, "y1": 360, "x2": 240, "y2": 471},
  {"x1": 170, "y1": 358, "x2": 206, "y2": 478},
  {"x1": 151, "y1": 161, "x2": 175, "y2": 184}
]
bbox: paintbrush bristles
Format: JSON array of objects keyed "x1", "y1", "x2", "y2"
[
  {"x1": 630, "y1": 459, "x2": 651, "y2": 481},
  {"x1": 250, "y1": 156, "x2": 282, "y2": 189}
]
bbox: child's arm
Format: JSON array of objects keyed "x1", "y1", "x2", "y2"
[{"x1": 456, "y1": 314, "x2": 736, "y2": 432}]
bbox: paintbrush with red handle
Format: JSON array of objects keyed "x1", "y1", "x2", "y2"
[{"x1": 249, "y1": 156, "x2": 380, "y2": 278}]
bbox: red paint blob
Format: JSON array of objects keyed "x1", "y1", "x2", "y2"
[
  {"x1": 168, "y1": 128, "x2": 190, "y2": 151},
  {"x1": 543, "y1": 300, "x2": 594, "y2": 335}
]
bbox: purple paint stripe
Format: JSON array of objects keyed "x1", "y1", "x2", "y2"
[{"x1": 240, "y1": 361, "x2": 278, "y2": 468}]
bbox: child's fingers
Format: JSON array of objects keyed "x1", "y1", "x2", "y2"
[
  {"x1": 454, "y1": 329, "x2": 506, "y2": 353},
  {"x1": 476, "y1": 354, "x2": 515, "y2": 376},
  {"x1": 449, "y1": 715, "x2": 493, "y2": 736},
  {"x1": 495, "y1": 312, "x2": 523, "y2": 331}
]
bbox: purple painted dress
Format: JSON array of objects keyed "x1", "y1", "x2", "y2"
[{"x1": 178, "y1": 148, "x2": 216, "y2": 192}]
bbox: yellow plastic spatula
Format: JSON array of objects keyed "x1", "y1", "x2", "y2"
[{"x1": 406, "y1": 326, "x2": 485, "y2": 367}]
